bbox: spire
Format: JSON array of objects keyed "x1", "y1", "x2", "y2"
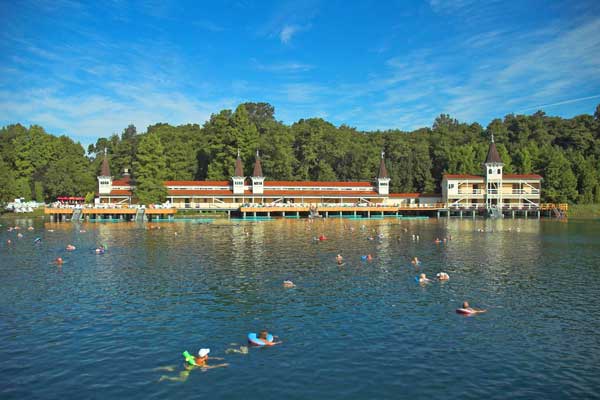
[
  {"x1": 485, "y1": 137, "x2": 503, "y2": 164},
  {"x1": 234, "y1": 149, "x2": 244, "y2": 177},
  {"x1": 378, "y1": 150, "x2": 389, "y2": 179},
  {"x1": 100, "y1": 148, "x2": 111, "y2": 177},
  {"x1": 252, "y1": 150, "x2": 263, "y2": 177}
]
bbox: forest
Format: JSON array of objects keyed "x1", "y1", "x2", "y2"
[{"x1": 1, "y1": 102, "x2": 599, "y2": 205}]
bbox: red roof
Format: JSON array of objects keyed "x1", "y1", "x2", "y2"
[
  {"x1": 168, "y1": 190, "x2": 239, "y2": 196},
  {"x1": 167, "y1": 189, "x2": 380, "y2": 197},
  {"x1": 503, "y1": 174, "x2": 543, "y2": 180},
  {"x1": 263, "y1": 190, "x2": 379, "y2": 196},
  {"x1": 265, "y1": 181, "x2": 373, "y2": 187},
  {"x1": 389, "y1": 193, "x2": 440, "y2": 198},
  {"x1": 164, "y1": 180, "x2": 231, "y2": 186},
  {"x1": 443, "y1": 174, "x2": 483, "y2": 180},
  {"x1": 109, "y1": 190, "x2": 132, "y2": 196},
  {"x1": 112, "y1": 180, "x2": 131, "y2": 186},
  {"x1": 444, "y1": 173, "x2": 541, "y2": 180}
]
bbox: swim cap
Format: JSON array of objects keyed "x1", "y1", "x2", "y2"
[{"x1": 198, "y1": 348, "x2": 210, "y2": 357}]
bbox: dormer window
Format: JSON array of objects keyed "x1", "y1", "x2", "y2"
[
  {"x1": 488, "y1": 169, "x2": 492, "y2": 174},
  {"x1": 497, "y1": 169, "x2": 501, "y2": 174}
]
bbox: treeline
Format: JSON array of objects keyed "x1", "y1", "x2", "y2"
[{"x1": 1, "y1": 102, "x2": 600, "y2": 204}]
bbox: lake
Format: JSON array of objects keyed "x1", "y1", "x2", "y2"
[{"x1": 1, "y1": 216, "x2": 599, "y2": 399}]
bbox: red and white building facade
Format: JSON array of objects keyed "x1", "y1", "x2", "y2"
[{"x1": 96, "y1": 151, "x2": 441, "y2": 208}]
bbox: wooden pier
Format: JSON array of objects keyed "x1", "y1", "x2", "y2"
[
  {"x1": 44, "y1": 208, "x2": 177, "y2": 222},
  {"x1": 44, "y1": 202, "x2": 568, "y2": 222}
]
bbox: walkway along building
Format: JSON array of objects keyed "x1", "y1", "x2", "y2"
[{"x1": 94, "y1": 140, "x2": 545, "y2": 216}]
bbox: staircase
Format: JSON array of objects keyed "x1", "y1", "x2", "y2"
[
  {"x1": 488, "y1": 206, "x2": 503, "y2": 219},
  {"x1": 552, "y1": 207, "x2": 566, "y2": 219},
  {"x1": 135, "y1": 208, "x2": 145, "y2": 222},
  {"x1": 71, "y1": 209, "x2": 82, "y2": 222}
]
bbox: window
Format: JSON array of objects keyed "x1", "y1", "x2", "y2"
[
  {"x1": 497, "y1": 169, "x2": 501, "y2": 174},
  {"x1": 488, "y1": 169, "x2": 492, "y2": 174},
  {"x1": 449, "y1": 184, "x2": 455, "y2": 189},
  {"x1": 380, "y1": 182, "x2": 387, "y2": 186}
]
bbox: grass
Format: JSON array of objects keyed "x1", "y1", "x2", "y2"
[{"x1": 567, "y1": 204, "x2": 600, "y2": 219}]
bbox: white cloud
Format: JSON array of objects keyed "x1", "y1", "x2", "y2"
[
  {"x1": 252, "y1": 59, "x2": 314, "y2": 73},
  {"x1": 280, "y1": 25, "x2": 300, "y2": 44}
]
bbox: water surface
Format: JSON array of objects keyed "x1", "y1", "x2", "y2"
[{"x1": 1, "y1": 217, "x2": 599, "y2": 399}]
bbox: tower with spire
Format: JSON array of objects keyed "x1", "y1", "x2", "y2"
[
  {"x1": 232, "y1": 149, "x2": 245, "y2": 195},
  {"x1": 484, "y1": 133, "x2": 504, "y2": 208},
  {"x1": 251, "y1": 150, "x2": 264, "y2": 194},
  {"x1": 376, "y1": 151, "x2": 391, "y2": 195},
  {"x1": 98, "y1": 148, "x2": 113, "y2": 195}
]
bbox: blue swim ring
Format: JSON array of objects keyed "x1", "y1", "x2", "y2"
[{"x1": 248, "y1": 332, "x2": 274, "y2": 346}]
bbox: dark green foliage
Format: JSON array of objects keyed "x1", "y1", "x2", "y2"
[
  {"x1": 1, "y1": 102, "x2": 599, "y2": 205},
  {"x1": 133, "y1": 133, "x2": 168, "y2": 204}
]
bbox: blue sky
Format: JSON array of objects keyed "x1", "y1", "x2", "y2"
[{"x1": 1, "y1": 0, "x2": 600, "y2": 146}]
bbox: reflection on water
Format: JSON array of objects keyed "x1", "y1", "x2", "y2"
[{"x1": 1, "y1": 216, "x2": 599, "y2": 399}]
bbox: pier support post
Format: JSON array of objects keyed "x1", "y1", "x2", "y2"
[
  {"x1": 437, "y1": 211, "x2": 440, "y2": 218},
  {"x1": 459, "y1": 210, "x2": 463, "y2": 218},
  {"x1": 354, "y1": 211, "x2": 357, "y2": 217},
  {"x1": 525, "y1": 210, "x2": 528, "y2": 219},
  {"x1": 472, "y1": 210, "x2": 475, "y2": 219},
  {"x1": 283, "y1": 211, "x2": 286, "y2": 217},
  {"x1": 243, "y1": 212, "x2": 246, "y2": 218},
  {"x1": 537, "y1": 211, "x2": 540, "y2": 219},
  {"x1": 325, "y1": 211, "x2": 328, "y2": 218},
  {"x1": 512, "y1": 210, "x2": 515, "y2": 219},
  {"x1": 253, "y1": 212, "x2": 257, "y2": 217},
  {"x1": 267, "y1": 212, "x2": 270, "y2": 217},
  {"x1": 367, "y1": 210, "x2": 370, "y2": 218},
  {"x1": 228, "y1": 210, "x2": 231, "y2": 219},
  {"x1": 296, "y1": 211, "x2": 299, "y2": 217}
]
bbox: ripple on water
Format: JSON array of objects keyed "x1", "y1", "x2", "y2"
[{"x1": 1, "y1": 218, "x2": 600, "y2": 399}]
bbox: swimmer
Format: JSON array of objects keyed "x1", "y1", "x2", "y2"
[
  {"x1": 434, "y1": 238, "x2": 441, "y2": 244},
  {"x1": 436, "y1": 272, "x2": 449, "y2": 281},
  {"x1": 7, "y1": 239, "x2": 12, "y2": 245},
  {"x1": 283, "y1": 280, "x2": 296, "y2": 288},
  {"x1": 17, "y1": 233, "x2": 23, "y2": 238},
  {"x1": 66, "y1": 244, "x2": 76, "y2": 251},
  {"x1": 226, "y1": 345, "x2": 249, "y2": 355},
  {"x1": 336, "y1": 254, "x2": 344, "y2": 265},
  {"x1": 158, "y1": 349, "x2": 228, "y2": 382},
  {"x1": 28, "y1": 226, "x2": 34, "y2": 231},
  {"x1": 47, "y1": 229, "x2": 55, "y2": 233},
  {"x1": 411, "y1": 257, "x2": 420, "y2": 265},
  {"x1": 54, "y1": 257, "x2": 64, "y2": 265},
  {"x1": 257, "y1": 329, "x2": 282, "y2": 345},
  {"x1": 459, "y1": 301, "x2": 486, "y2": 314},
  {"x1": 319, "y1": 235, "x2": 327, "y2": 241},
  {"x1": 366, "y1": 254, "x2": 373, "y2": 261},
  {"x1": 418, "y1": 273, "x2": 430, "y2": 283},
  {"x1": 79, "y1": 229, "x2": 86, "y2": 233}
]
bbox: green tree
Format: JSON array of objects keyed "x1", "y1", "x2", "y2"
[{"x1": 133, "y1": 134, "x2": 168, "y2": 204}]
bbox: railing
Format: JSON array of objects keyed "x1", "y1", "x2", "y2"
[{"x1": 458, "y1": 189, "x2": 484, "y2": 195}]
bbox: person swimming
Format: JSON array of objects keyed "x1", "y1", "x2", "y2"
[
  {"x1": 158, "y1": 349, "x2": 228, "y2": 382},
  {"x1": 283, "y1": 280, "x2": 296, "y2": 288},
  {"x1": 458, "y1": 301, "x2": 486, "y2": 314},
  {"x1": 411, "y1": 257, "x2": 420, "y2": 265},
  {"x1": 253, "y1": 329, "x2": 282, "y2": 346},
  {"x1": 54, "y1": 257, "x2": 64, "y2": 265},
  {"x1": 66, "y1": 244, "x2": 76, "y2": 251},
  {"x1": 336, "y1": 254, "x2": 344, "y2": 265},
  {"x1": 436, "y1": 272, "x2": 449, "y2": 281},
  {"x1": 418, "y1": 273, "x2": 430, "y2": 283}
]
